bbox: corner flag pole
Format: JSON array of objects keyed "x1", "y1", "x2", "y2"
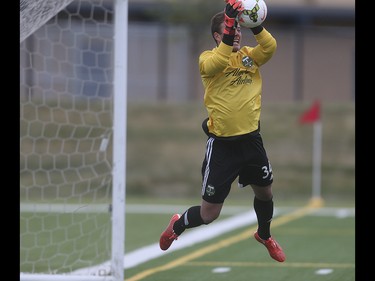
[
  {"x1": 312, "y1": 120, "x2": 322, "y2": 200},
  {"x1": 299, "y1": 100, "x2": 324, "y2": 207}
]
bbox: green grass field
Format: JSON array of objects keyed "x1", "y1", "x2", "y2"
[
  {"x1": 123, "y1": 201, "x2": 355, "y2": 281},
  {"x1": 21, "y1": 198, "x2": 355, "y2": 280}
]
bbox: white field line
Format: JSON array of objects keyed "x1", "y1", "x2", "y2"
[
  {"x1": 20, "y1": 203, "x2": 355, "y2": 218},
  {"x1": 21, "y1": 203, "x2": 354, "y2": 275},
  {"x1": 19, "y1": 203, "x2": 251, "y2": 215},
  {"x1": 70, "y1": 205, "x2": 354, "y2": 275},
  {"x1": 71, "y1": 209, "x2": 260, "y2": 275},
  {"x1": 122, "y1": 209, "x2": 259, "y2": 269}
]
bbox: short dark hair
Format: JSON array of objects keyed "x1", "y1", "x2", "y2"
[{"x1": 211, "y1": 11, "x2": 225, "y2": 40}]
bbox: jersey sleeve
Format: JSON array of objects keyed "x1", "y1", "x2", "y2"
[
  {"x1": 199, "y1": 42, "x2": 233, "y2": 77},
  {"x1": 249, "y1": 27, "x2": 277, "y2": 66}
]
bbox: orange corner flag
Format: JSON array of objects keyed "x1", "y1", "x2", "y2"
[{"x1": 299, "y1": 100, "x2": 320, "y2": 124}]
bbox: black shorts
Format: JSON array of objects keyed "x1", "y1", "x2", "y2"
[{"x1": 201, "y1": 133, "x2": 273, "y2": 204}]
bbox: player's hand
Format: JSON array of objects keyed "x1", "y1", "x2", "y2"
[
  {"x1": 225, "y1": 0, "x2": 243, "y2": 18},
  {"x1": 224, "y1": 0, "x2": 244, "y2": 35}
]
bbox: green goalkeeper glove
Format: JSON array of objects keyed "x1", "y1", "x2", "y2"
[{"x1": 224, "y1": 0, "x2": 244, "y2": 35}]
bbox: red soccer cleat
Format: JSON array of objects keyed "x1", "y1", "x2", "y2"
[
  {"x1": 159, "y1": 214, "x2": 181, "y2": 251},
  {"x1": 254, "y1": 231, "x2": 286, "y2": 262}
]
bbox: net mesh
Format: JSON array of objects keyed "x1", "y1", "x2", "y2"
[
  {"x1": 20, "y1": 0, "x2": 75, "y2": 42},
  {"x1": 20, "y1": 0, "x2": 115, "y2": 276}
]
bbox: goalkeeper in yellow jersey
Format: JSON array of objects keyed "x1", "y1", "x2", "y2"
[{"x1": 159, "y1": 0, "x2": 285, "y2": 262}]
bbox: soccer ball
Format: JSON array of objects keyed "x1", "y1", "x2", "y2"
[{"x1": 237, "y1": 0, "x2": 267, "y2": 28}]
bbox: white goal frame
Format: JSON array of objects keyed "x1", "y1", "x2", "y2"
[{"x1": 20, "y1": 0, "x2": 128, "y2": 280}]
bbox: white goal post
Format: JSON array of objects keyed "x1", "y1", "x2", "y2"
[{"x1": 20, "y1": 0, "x2": 127, "y2": 280}]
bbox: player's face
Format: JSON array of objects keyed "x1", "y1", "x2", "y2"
[{"x1": 232, "y1": 25, "x2": 242, "y2": 52}]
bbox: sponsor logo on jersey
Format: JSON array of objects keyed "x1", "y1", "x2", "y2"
[{"x1": 242, "y1": 56, "x2": 253, "y2": 67}]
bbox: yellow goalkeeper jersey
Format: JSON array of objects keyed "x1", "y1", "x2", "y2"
[{"x1": 199, "y1": 28, "x2": 277, "y2": 137}]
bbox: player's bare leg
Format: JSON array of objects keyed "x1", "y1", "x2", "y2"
[{"x1": 200, "y1": 199, "x2": 223, "y2": 223}]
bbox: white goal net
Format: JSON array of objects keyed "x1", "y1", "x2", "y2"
[
  {"x1": 20, "y1": 0, "x2": 127, "y2": 280},
  {"x1": 20, "y1": 0, "x2": 75, "y2": 42}
]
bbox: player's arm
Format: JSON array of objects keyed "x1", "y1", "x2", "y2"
[
  {"x1": 199, "y1": 0, "x2": 244, "y2": 76},
  {"x1": 222, "y1": 0, "x2": 243, "y2": 45},
  {"x1": 249, "y1": 26, "x2": 277, "y2": 66},
  {"x1": 250, "y1": 25, "x2": 263, "y2": 35}
]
